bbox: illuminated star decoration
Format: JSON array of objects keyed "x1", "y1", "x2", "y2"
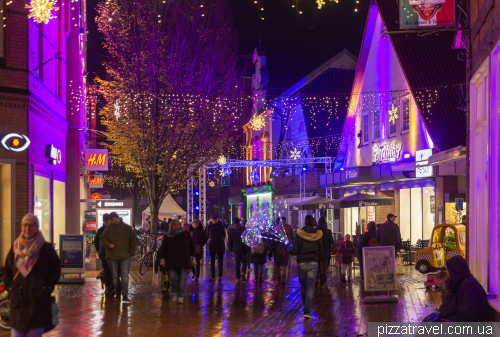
[
  {"x1": 26, "y1": 0, "x2": 59, "y2": 24},
  {"x1": 389, "y1": 104, "x2": 398, "y2": 124},
  {"x1": 114, "y1": 100, "x2": 120, "y2": 119},
  {"x1": 290, "y1": 148, "x2": 301, "y2": 160},
  {"x1": 250, "y1": 114, "x2": 265, "y2": 131},
  {"x1": 208, "y1": 181, "x2": 215, "y2": 188},
  {"x1": 217, "y1": 155, "x2": 226, "y2": 165}
]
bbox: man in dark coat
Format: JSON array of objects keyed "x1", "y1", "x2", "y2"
[
  {"x1": 291, "y1": 215, "x2": 323, "y2": 320},
  {"x1": 228, "y1": 219, "x2": 249, "y2": 282},
  {"x1": 423, "y1": 255, "x2": 490, "y2": 322},
  {"x1": 376, "y1": 214, "x2": 402, "y2": 252},
  {"x1": 356, "y1": 221, "x2": 377, "y2": 280},
  {"x1": 206, "y1": 214, "x2": 226, "y2": 282},
  {"x1": 317, "y1": 217, "x2": 334, "y2": 288},
  {"x1": 94, "y1": 213, "x2": 114, "y2": 296}
]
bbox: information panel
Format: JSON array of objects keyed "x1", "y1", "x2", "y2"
[
  {"x1": 59, "y1": 235, "x2": 85, "y2": 274},
  {"x1": 362, "y1": 246, "x2": 397, "y2": 292}
]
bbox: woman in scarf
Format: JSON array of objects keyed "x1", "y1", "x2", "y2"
[
  {"x1": 159, "y1": 219, "x2": 195, "y2": 304},
  {"x1": 4, "y1": 213, "x2": 61, "y2": 337}
]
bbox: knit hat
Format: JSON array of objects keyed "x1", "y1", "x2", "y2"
[
  {"x1": 109, "y1": 212, "x2": 119, "y2": 219},
  {"x1": 103, "y1": 213, "x2": 111, "y2": 221},
  {"x1": 22, "y1": 213, "x2": 39, "y2": 228}
]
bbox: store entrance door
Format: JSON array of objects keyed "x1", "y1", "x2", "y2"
[{"x1": 0, "y1": 162, "x2": 15, "y2": 264}]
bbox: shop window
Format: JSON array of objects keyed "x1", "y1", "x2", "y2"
[
  {"x1": 388, "y1": 102, "x2": 397, "y2": 137},
  {"x1": 373, "y1": 109, "x2": 380, "y2": 141},
  {"x1": 402, "y1": 97, "x2": 410, "y2": 133},
  {"x1": 53, "y1": 180, "x2": 66, "y2": 250},
  {"x1": 34, "y1": 175, "x2": 51, "y2": 242},
  {"x1": 362, "y1": 113, "x2": 368, "y2": 144},
  {"x1": 400, "y1": 186, "x2": 435, "y2": 244}
]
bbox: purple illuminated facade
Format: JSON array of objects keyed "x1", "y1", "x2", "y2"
[{"x1": 0, "y1": 0, "x2": 87, "y2": 261}]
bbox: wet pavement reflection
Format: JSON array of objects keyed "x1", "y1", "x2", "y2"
[{"x1": 0, "y1": 256, "x2": 441, "y2": 336}]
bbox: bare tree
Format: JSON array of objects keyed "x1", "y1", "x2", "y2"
[{"x1": 97, "y1": 0, "x2": 243, "y2": 231}]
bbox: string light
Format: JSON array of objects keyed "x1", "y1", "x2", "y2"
[
  {"x1": 250, "y1": 114, "x2": 265, "y2": 130},
  {"x1": 217, "y1": 155, "x2": 227, "y2": 165},
  {"x1": 26, "y1": 0, "x2": 59, "y2": 24}
]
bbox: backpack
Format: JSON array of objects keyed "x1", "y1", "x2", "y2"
[
  {"x1": 276, "y1": 242, "x2": 287, "y2": 256},
  {"x1": 368, "y1": 234, "x2": 380, "y2": 247},
  {"x1": 251, "y1": 241, "x2": 265, "y2": 254}
]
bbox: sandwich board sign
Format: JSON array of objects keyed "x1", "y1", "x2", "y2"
[{"x1": 362, "y1": 246, "x2": 398, "y2": 303}]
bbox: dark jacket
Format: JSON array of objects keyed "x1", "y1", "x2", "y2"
[
  {"x1": 339, "y1": 240, "x2": 356, "y2": 264},
  {"x1": 4, "y1": 242, "x2": 61, "y2": 331},
  {"x1": 376, "y1": 220, "x2": 401, "y2": 251},
  {"x1": 228, "y1": 224, "x2": 248, "y2": 255},
  {"x1": 159, "y1": 228, "x2": 195, "y2": 269},
  {"x1": 250, "y1": 240, "x2": 268, "y2": 265},
  {"x1": 291, "y1": 226, "x2": 323, "y2": 263},
  {"x1": 206, "y1": 220, "x2": 226, "y2": 253},
  {"x1": 190, "y1": 226, "x2": 208, "y2": 258},
  {"x1": 269, "y1": 240, "x2": 290, "y2": 266},
  {"x1": 160, "y1": 221, "x2": 169, "y2": 232},
  {"x1": 94, "y1": 225, "x2": 107, "y2": 260},
  {"x1": 100, "y1": 220, "x2": 136, "y2": 260},
  {"x1": 356, "y1": 223, "x2": 377, "y2": 261},
  {"x1": 318, "y1": 224, "x2": 334, "y2": 261},
  {"x1": 439, "y1": 256, "x2": 490, "y2": 322}
]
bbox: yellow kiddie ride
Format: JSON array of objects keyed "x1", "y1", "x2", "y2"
[{"x1": 415, "y1": 224, "x2": 466, "y2": 274}]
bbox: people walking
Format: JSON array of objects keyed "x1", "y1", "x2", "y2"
[
  {"x1": 100, "y1": 212, "x2": 136, "y2": 303},
  {"x1": 206, "y1": 214, "x2": 226, "y2": 282},
  {"x1": 4, "y1": 213, "x2": 61, "y2": 337},
  {"x1": 291, "y1": 215, "x2": 323, "y2": 320},
  {"x1": 339, "y1": 234, "x2": 356, "y2": 283},
  {"x1": 182, "y1": 218, "x2": 190, "y2": 232},
  {"x1": 281, "y1": 217, "x2": 294, "y2": 269},
  {"x1": 269, "y1": 221, "x2": 291, "y2": 286},
  {"x1": 189, "y1": 219, "x2": 207, "y2": 281},
  {"x1": 356, "y1": 221, "x2": 378, "y2": 280},
  {"x1": 160, "y1": 218, "x2": 169, "y2": 232},
  {"x1": 228, "y1": 218, "x2": 249, "y2": 282},
  {"x1": 333, "y1": 233, "x2": 344, "y2": 277},
  {"x1": 94, "y1": 213, "x2": 113, "y2": 297},
  {"x1": 159, "y1": 219, "x2": 195, "y2": 304},
  {"x1": 376, "y1": 214, "x2": 402, "y2": 252},
  {"x1": 249, "y1": 238, "x2": 267, "y2": 283},
  {"x1": 317, "y1": 217, "x2": 334, "y2": 288}
]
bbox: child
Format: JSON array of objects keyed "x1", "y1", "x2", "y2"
[{"x1": 339, "y1": 234, "x2": 356, "y2": 283}]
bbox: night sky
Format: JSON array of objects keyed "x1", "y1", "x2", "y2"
[{"x1": 87, "y1": 0, "x2": 369, "y2": 92}]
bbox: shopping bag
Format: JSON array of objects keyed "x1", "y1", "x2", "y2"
[{"x1": 396, "y1": 254, "x2": 405, "y2": 275}]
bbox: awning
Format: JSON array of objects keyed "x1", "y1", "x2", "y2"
[
  {"x1": 427, "y1": 146, "x2": 466, "y2": 166},
  {"x1": 289, "y1": 197, "x2": 337, "y2": 211},
  {"x1": 329, "y1": 193, "x2": 395, "y2": 208}
]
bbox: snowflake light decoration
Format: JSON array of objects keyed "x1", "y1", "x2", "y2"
[
  {"x1": 208, "y1": 181, "x2": 215, "y2": 188},
  {"x1": 26, "y1": 0, "x2": 59, "y2": 24},
  {"x1": 250, "y1": 114, "x2": 265, "y2": 131},
  {"x1": 217, "y1": 155, "x2": 226, "y2": 165},
  {"x1": 389, "y1": 104, "x2": 398, "y2": 124},
  {"x1": 290, "y1": 148, "x2": 301, "y2": 160}
]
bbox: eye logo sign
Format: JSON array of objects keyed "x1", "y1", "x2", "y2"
[{"x1": 1, "y1": 134, "x2": 31, "y2": 152}]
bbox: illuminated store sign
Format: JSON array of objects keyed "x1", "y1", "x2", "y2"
[
  {"x1": 1, "y1": 133, "x2": 30, "y2": 152},
  {"x1": 89, "y1": 175, "x2": 104, "y2": 188},
  {"x1": 45, "y1": 144, "x2": 62, "y2": 165},
  {"x1": 85, "y1": 149, "x2": 108, "y2": 171},
  {"x1": 345, "y1": 168, "x2": 359, "y2": 180},
  {"x1": 415, "y1": 149, "x2": 433, "y2": 178},
  {"x1": 372, "y1": 142, "x2": 402, "y2": 164},
  {"x1": 91, "y1": 193, "x2": 101, "y2": 200}
]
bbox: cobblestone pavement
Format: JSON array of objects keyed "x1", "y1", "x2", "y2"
[{"x1": 0, "y1": 257, "x2": 442, "y2": 337}]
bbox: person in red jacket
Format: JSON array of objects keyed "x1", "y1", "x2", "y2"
[{"x1": 339, "y1": 234, "x2": 356, "y2": 283}]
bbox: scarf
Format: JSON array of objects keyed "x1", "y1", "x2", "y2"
[
  {"x1": 167, "y1": 227, "x2": 184, "y2": 237},
  {"x1": 13, "y1": 230, "x2": 45, "y2": 277}
]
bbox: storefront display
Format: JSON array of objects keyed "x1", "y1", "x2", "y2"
[{"x1": 34, "y1": 175, "x2": 51, "y2": 241}]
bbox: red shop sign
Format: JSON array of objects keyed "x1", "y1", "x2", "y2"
[{"x1": 84, "y1": 222, "x2": 97, "y2": 231}]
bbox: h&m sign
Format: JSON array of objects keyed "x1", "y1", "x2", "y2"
[
  {"x1": 85, "y1": 149, "x2": 108, "y2": 171},
  {"x1": 89, "y1": 174, "x2": 104, "y2": 188}
]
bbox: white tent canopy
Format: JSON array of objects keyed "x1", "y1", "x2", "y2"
[{"x1": 142, "y1": 194, "x2": 187, "y2": 219}]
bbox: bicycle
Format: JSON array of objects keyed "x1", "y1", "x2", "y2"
[
  {"x1": 0, "y1": 268, "x2": 11, "y2": 330},
  {"x1": 139, "y1": 233, "x2": 164, "y2": 275}
]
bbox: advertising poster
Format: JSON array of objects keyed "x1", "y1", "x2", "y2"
[
  {"x1": 60, "y1": 235, "x2": 85, "y2": 274},
  {"x1": 400, "y1": 0, "x2": 455, "y2": 30},
  {"x1": 363, "y1": 246, "x2": 397, "y2": 292},
  {"x1": 96, "y1": 209, "x2": 132, "y2": 228}
]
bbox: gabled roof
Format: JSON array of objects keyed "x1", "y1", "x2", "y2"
[
  {"x1": 376, "y1": 0, "x2": 466, "y2": 151},
  {"x1": 299, "y1": 68, "x2": 355, "y2": 157}
]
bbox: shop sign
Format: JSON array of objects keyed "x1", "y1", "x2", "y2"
[
  {"x1": 345, "y1": 168, "x2": 359, "y2": 180},
  {"x1": 59, "y1": 235, "x2": 85, "y2": 274},
  {"x1": 96, "y1": 200, "x2": 133, "y2": 208},
  {"x1": 45, "y1": 144, "x2": 62, "y2": 165},
  {"x1": 89, "y1": 175, "x2": 104, "y2": 188},
  {"x1": 1, "y1": 133, "x2": 30, "y2": 152},
  {"x1": 362, "y1": 246, "x2": 397, "y2": 291},
  {"x1": 372, "y1": 142, "x2": 402, "y2": 164},
  {"x1": 415, "y1": 149, "x2": 433, "y2": 178},
  {"x1": 455, "y1": 198, "x2": 464, "y2": 211},
  {"x1": 85, "y1": 149, "x2": 108, "y2": 171},
  {"x1": 91, "y1": 193, "x2": 101, "y2": 200},
  {"x1": 84, "y1": 222, "x2": 97, "y2": 231},
  {"x1": 84, "y1": 210, "x2": 96, "y2": 219},
  {"x1": 400, "y1": 0, "x2": 456, "y2": 30}
]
